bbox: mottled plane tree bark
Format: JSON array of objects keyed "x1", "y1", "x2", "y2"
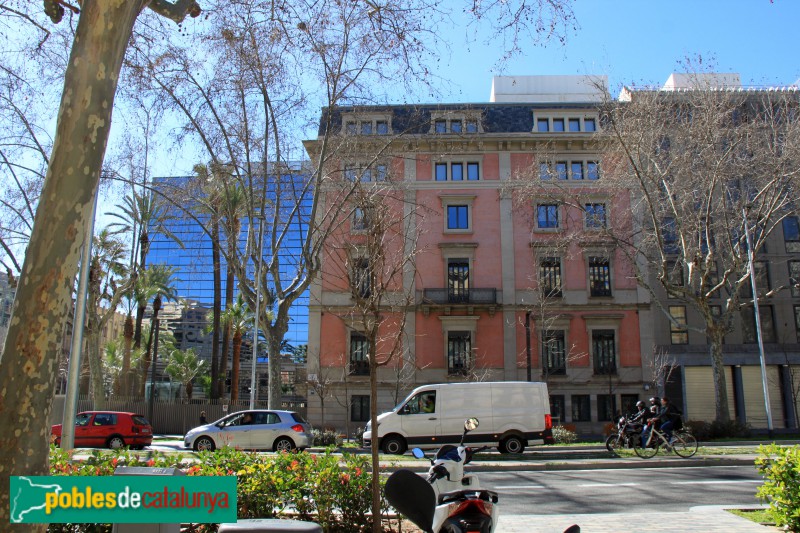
[{"x1": 0, "y1": 1, "x2": 199, "y2": 527}]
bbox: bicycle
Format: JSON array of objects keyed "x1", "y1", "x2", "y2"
[{"x1": 634, "y1": 423, "x2": 698, "y2": 458}]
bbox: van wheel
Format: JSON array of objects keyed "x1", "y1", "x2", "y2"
[
  {"x1": 381, "y1": 436, "x2": 407, "y2": 455},
  {"x1": 500, "y1": 436, "x2": 525, "y2": 454}
]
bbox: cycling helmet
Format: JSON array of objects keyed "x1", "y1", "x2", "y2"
[
  {"x1": 649, "y1": 396, "x2": 660, "y2": 405},
  {"x1": 636, "y1": 400, "x2": 646, "y2": 409}
]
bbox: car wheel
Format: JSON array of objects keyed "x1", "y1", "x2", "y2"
[
  {"x1": 500, "y1": 436, "x2": 525, "y2": 454},
  {"x1": 194, "y1": 436, "x2": 216, "y2": 452},
  {"x1": 107, "y1": 436, "x2": 126, "y2": 450},
  {"x1": 381, "y1": 435, "x2": 407, "y2": 455},
  {"x1": 273, "y1": 437, "x2": 295, "y2": 453}
]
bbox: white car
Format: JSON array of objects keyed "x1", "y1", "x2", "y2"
[{"x1": 184, "y1": 410, "x2": 313, "y2": 452}]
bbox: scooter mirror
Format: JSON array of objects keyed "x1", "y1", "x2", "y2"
[
  {"x1": 464, "y1": 417, "x2": 479, "y2": 432},
  {"x1": 412, "y1": 448, "x2": 425, "y2": 459}
]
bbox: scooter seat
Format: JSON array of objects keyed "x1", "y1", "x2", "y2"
[{"x1": 437, "y1": 489, "x2": 499, "y2": 505}]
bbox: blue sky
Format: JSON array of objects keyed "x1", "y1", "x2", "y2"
[{"x1": 436, "y1": 0, "x2": 799, "y2": 103}]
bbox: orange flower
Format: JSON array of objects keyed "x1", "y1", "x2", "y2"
[
  {"x1": 146, "y1": 459, "x2": 155, "y2": 467},
  {"x1": 355, "y1": 467, "x2": 362, "y2": 476},
  {"x1": 111, "y1": 458, "x2": 118, "y2": 467},
  {"x1": 290, "y1": 460, "x2": 299, "y2": 470}
]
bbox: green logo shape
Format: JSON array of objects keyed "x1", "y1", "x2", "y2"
[{"x1": 10, "y1": 476, "x2": 237, "y2": 524}]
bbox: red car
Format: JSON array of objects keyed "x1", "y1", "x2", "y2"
[{"x1": 51, "y1": 411, "x2": 153, "y2": 449}]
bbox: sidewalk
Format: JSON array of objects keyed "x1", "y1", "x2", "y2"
[{"x1": 497, "y1": 506, "x2": 779, "y2": 532}]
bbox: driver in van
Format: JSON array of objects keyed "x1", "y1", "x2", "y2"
[{"x1": 421, "y1": 395, "x2": 435, "y2": 413}]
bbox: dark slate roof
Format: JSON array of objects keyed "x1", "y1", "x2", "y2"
[{"x1": 317, "y1": 103, "x2": 601, "y2": 137}]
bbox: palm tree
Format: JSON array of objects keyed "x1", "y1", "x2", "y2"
[
  {"x1": 85, "y1": 228, "x2": 131, "y2": 409},
  {"x1": 165, "y1": 347, "x2": 206, "y2": 400},
  {"x1": 136, "y1": 264, "x2": 178, "y2": 396},
  {"x1": 220, "y1": 295, "x2": 251, "y2": 403},
  {"x1": 219, "y1": 184, "x2": 246, "y2": 399},
  {"x1": 104, "y1": 338, "x2": 144, "y2": 396},
  {"x1": 106, "y1": 190, "x2": 183, "y2": 394}
]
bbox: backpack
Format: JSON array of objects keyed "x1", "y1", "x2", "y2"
[{"x1": 670, "y1": 408, "x2": 683, "y2": 430}]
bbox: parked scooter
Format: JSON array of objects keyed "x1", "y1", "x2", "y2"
[{"x1": 385, "y1": 417, "x2": 580, "y2": 533}]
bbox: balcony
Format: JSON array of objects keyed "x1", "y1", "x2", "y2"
[{"x1": 421, "y1": 288, "x2": 498, "y2": 316}]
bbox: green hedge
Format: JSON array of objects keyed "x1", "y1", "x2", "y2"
[
  {"x1": 47, "y1": 445, "x2": 386, "y2": 533},
  {"x1": 756, "y1": 444, "x2": 800, "y2": 532}
]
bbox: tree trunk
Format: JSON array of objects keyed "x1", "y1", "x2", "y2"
[
  {"x1": 709, "y1": 332, "x2": 731, "y2": 423},
  {"x1": 87, "y1": 331, "x2": 106, "y2": 410},
  {"x1": 266, "y1": 319, "x2": 289, "y2": 409},
  {"x1": 218, "y1": 263, "x2": 234, "y2": 398},
  {"x1": 210, "y1": 221, "x2": 221, "y2": 398},
  {"x1": 0, "y1": 1, "x2": 145, "y2": 526},
  {"x1": 230, "y1": 332, "x2": 242, "y2": 403},
  {"x1": 122, "y1": 314, "x2": 134, "y2": 395},
  {"x1": 369, "y1": 341, "x2": 381, "y2": 533}
]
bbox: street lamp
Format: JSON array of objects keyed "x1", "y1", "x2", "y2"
[
  {"x1": 147, "y1": 295, "x2": 162, "y2": 425},
  {"x1": 742, "y1": 206, "x2": 774, "y2": 438}
]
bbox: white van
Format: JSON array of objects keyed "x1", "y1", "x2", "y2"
[{"x1": 363, "y1": 381, "x2": 553, "y2": 454}]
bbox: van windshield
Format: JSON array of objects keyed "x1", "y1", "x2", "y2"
[{"x1": 392, "y1": 392, "x2": 415, "y2": 412}]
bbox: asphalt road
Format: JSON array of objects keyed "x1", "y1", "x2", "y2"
[{"x1": 480, "y1": 465, "x2": 763, "y2": 515}]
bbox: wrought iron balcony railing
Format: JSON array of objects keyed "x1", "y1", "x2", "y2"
[{"x1": 422, "y1": 288, "x2": 498, "y2": 305}]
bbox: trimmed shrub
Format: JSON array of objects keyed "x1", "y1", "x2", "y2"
[
  {"x1": 710, "y1": 419, "x2": 751, "y2": 439},
  {"x1": 756, "y1": 444, "x2": 800, "y2": 532},
  {"x1": 551, "y1": 425, "x2": 577, "y2": 444},
  {"x1": 312, "y1": 428, "x2": 343, "y2": 447},
  {"x1": 684, "y1": 420, "x2": 712, "y2": 441}
]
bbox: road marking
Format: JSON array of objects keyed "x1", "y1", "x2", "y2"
[
  {"x1": 669, "y1": 480, "x2": 762, "y2": 485},
  {"x1": 578, "y1": 483, "x2": 640, "y2": 488},
  {"x1": 494, "y1": 485, "x2": 546, "y2": 490}
]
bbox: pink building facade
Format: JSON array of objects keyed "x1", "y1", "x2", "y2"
[{"x1": 306, "y1": 76, "x2": 651, "y2": 435}]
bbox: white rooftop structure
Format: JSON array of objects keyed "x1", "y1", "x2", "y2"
[
  {"x1": 490, "y1": 75, "x2": 608, "y2": 104},
  {"x1": 662, "y1": 72, "x2": 741, "y2": 90}
]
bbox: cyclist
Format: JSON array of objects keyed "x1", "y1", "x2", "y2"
[
  {"x1": 641, "y1": 397, "x2": 661, "y2": 445},
  {"x1": 649, "y1": 396, "x2": 681, "y2": 445},
  {"x1": 629, "y1": 400, "x2": 650, "y2": 425}
]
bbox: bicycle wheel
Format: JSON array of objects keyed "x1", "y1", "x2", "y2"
[
  {"x1": 672, "y1": 432, "x2": 698, "y2": 458},
  {"x1": 634, "y1": 432, "x2": 659, "y2": 458}
]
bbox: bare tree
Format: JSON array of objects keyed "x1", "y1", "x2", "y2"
[
  {"x1": 647, "y1": 347, "x2": 678, "y2": 399},
  {"x1": 0, "y1": 3, "x2": 200, "y2": 521},
  {"x1": 596, "y1": 74, "x2": 800, "y2": 422},
  {"x1": 322, "y1": 163, "x2": 425, "y2": 531}
]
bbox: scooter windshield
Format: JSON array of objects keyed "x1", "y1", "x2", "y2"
[{"x1": 436, "y1": 446, "x2": 462, "y2": 462}]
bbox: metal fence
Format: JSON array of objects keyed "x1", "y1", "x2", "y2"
[{"x1": 50, "y1": 395, "x2": 308, "y2": 436}]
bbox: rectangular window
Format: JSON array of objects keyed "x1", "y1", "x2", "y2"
[
  {"x1": 466, "y1": 120, "x2": 478, "y2": 133},
  {"x1": 742, "y1": 305, "x2": 776, "y2": 344},
  {"x1": 451, "y1": 120, "x2": 462, "y2": 133},
  {"x1": 361, "y1": 122, "x2": 372, "y2": 135},
  {"x1": 571, "y1": 395, "x2": 591, "y2": 422},
  {"x1": 447, "y1": 260, "x2": 470, "y2": 303},
  {"x1": 571, "y1": 162, "x2": 583, "y2": 180},
  {"x1": 556, "y1": 162, "x2": 567, "y2": 180},
  {"x1": 795, "y1": 306, "x2": 800, "y2": 342},
  {"x1": 621, "y1": 394, "x2": 640, "y2": 416},
  {"x1": 435, "y1": 120, "x2": 447, "y2": 133},
  {"x1": 568, "y1": 118, "x2": 581, "y2": 132},
  {"x1": 584, "y1": 118, "x2": 597, "y2": 132},
  {"x1": 350, "y1": 395, "x2": 370, "y2": 422},
  {"x1": 784, "y1": 216, "x2": 800, "y2": 252},
  {"x1": 352, "y1": 258, "x2": 371, "y2": 298},
  {"x1": 592, "y1": 329, "x2": 616, "y2": 374},
  {"x1": 585, "y1": 203, "x2": 607, "y2": 229},
  {"x1": 360, "y1": 168, "x2": 372, "y2": 182},
  {"x1": 376, "y1": 164, "x2": 387, "y2": 181},
  {"x1": 451, "y1": 162, "x2": 464, "y2": 181},
  {"x1": 553, "y1": 118, "x2": 565, "y2": 132},
  {"x1": 353, "y1": 207, "x2": 368, "y2": 231},
  {"x1": 587, "y1": 162, "x2": 599, "y2": 180},
  {"x1": 344, "y1": 166, "x2": 357, "y2": 181},
  {"x1": 669, "y1": 305, "x2": 689, "y2": 345},
  {"x1": 539, "y1": 162, "x2": 550, "y2": 180},
  {"x1": 667, "y1": 261, "x2": 685, "y2": 287},
  {"x1": 589, "y1": 257, "x2": 611, "y2": 297},
  {"x1": 537, "y1": 204, "x2": 559, "y2": 229},
  {"x1": 447, "y1": 205, "x2": 469, "y2": 230},
  {"x1": 790, "y1": 261, "x2": 800, "y2": 297},
  {"x1": 539, "y1": 257, "x2": 562, "y2": 297},
  {"x1": 349, "y1": 334, "x2": 370, "y2": 376},
  {"x1": 597, "y1": 394, "x2": 616, "y2": 422},
  {"x1": 467, "y1": 162, "x2": 480, "y2": 180},
  {"x1": 550, "y1": 395, "x2": 566, "y2": 425},
  {"x1": 537, "y1": 118, "x2": 549, "y2": 132},
  {"x1": 743, "y1": 261, "x2": 770, "y2": 297},
  {"x1": 542, "y1": 330, "x2": 566, "y2": 375},
  {"x1": 663, "y1": 217, "x2": 680, "y2": 254},
  {"x1": 346, "y1": 121, "x2": 357, "y2": 134},
  {"x1": 376, "y1": 120, "x2": 388, "y2": 135},
  {"x1": 447, "y1": 331, "x2": 471, "y2": 375},
  {"x1": 435, "y1": 163, "x2": 447, "y2": 181}
]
